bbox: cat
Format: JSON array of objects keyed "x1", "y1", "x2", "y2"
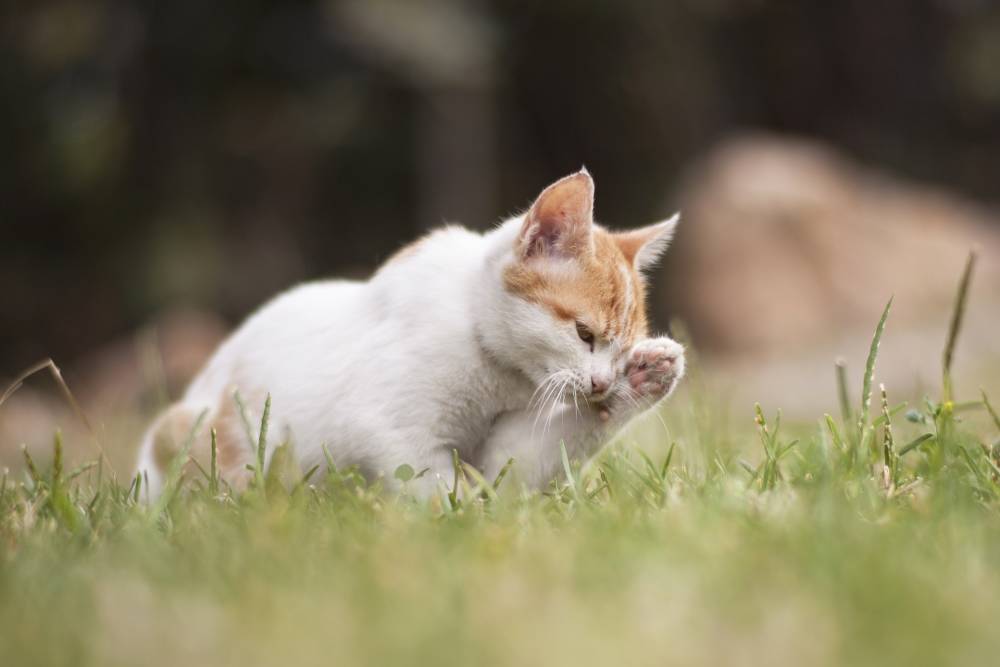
[{"x1": 136, "y1": 169, "x2": 685, "y2": 497}]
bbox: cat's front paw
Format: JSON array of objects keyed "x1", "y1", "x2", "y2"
[{"x1": 625, "y1": 337, "x2": 685, "y2": 402}]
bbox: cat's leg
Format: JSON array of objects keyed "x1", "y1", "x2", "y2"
[
  {"x1": 479, "y1": 335, "x2": 684, "y2": 490},
  {"x1": 136, "y1": 393, "x2": 256, "y2": 499},
  {"x1": 478, "y1": 402, "x2": 603, "y2": 490}
]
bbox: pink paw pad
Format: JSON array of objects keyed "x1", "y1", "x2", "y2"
[{"x1": 625, "y1": 339, "x2": 684, "y2": 398}]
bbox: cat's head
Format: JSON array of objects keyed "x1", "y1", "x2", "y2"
[{"x1": 490, "y1": 169, "x2": 677, "y2": 403}]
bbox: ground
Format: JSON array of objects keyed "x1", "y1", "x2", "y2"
[{"x1": 2, "y1": 270, "x2": 1000, "y2": 667}]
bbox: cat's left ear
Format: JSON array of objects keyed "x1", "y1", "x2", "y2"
[
  {"x1": 517, "y1": 169, "x2": 595, "y2": 260},
  {"x1": 614, "y1": 213, "x2": 680, "y2": 272}
]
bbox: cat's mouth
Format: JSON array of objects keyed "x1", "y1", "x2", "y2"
[
  {"x1": 588, "y1": 392, "x2": 612, "y2": 405},
  {"x1": 583, "y1": 382, "x2": 614, "y2": 404}
]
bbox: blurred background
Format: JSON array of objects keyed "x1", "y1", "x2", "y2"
[{"x1": 3, "y1": 0, "x2": 1000, "y2": 463}]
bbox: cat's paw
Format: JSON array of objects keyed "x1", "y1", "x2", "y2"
[{"x1": 624, "y1": 337, "x2": 685, "y2": 402}]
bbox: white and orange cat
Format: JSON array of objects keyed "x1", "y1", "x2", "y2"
[{"x1": 137, "y1": 170, "x2": 684, "y2": 496}]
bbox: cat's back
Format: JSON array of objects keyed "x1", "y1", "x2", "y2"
[
  {"x1": 183, "y1": 278, "x2": 366, "y2": 400},
  {"x1": 373, "y1": 225, "x2": 485, "y2": 288},
  {"x1": 368, "y1": 225, "x2": 488, "y2": 325},
  {"x1": 185, "y1": 225, "x2": 488, "y2": 401}
]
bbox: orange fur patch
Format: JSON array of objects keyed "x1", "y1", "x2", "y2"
[
  {"x1": 209, "y1": 389, "x2": 255, "y2": 483},
  {"x1": 382, "y1": 236, "x2": 427, "y2": 269},
  {"x1": 151, "y1": 404, "x2": 196, "y2": 472},
  {"x1": 379, "y1": 227, "x2": 457, "y2": 272},
  {"x1": 503, "y1": 227, "x2": 650, "y2": 347},
  {"x1": 150, "y1": 389, "x2": 256, "y2": 489}
]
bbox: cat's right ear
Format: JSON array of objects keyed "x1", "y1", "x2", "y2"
[{"x1": 517, "y1": 169, "x2": 595, "y2": 260}]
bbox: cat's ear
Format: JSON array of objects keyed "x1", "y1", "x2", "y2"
[
  {"x1": 517, "y1": 169, "x2": 595, "y2": 260},
  {"x1": 614, "y1": 213, "x2": 679, "y2": 272}
]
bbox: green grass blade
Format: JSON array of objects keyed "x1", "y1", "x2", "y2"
[
  {"x1": 622, "y1": 456, "x2": 667, "y2": 500},
  {"x1": 255, "y1": 394, "x2": 272, "y2": 490},
  {"x1": 322, "y1": 444, "x2": 337, "y2": 473},
  {"x1": 21, "y1": 445, "x2": 42, "y2": 486},
  {"x1": 880, "y1": 384, "x2": 897, "y2": 486},
  {"x1": 899, "y1": 433, "x2": 934, "y2": 457},
  {"x1": 982, "y1": 389, "x2": 1000, "y2": 434},
  {"x1": 943, "y1": 251, "x2": 976, "y2": 403},
  {"x1": 243, "y1": 394, "x2": 273, "y2": 492},
  {"x1": 232, "y1": 390, "x2": 259, "y2": 453},
  {"x1": 66, "y1": 460, "x2": 98, "y2": 483},
  {"x1": 126, "y1": 473, "x2": 139, "y2": 504},
  {"x1": 448, "y1": 448, "x2": 463, "y2": 510},
  {"x1": 461, "y1": 462, "x2": 499, "y2": 502},
  {"x1": 299, "y1": 464, "x2": 320, "y2": 486},
  {"x1": 859, "y1": 296, "x2": 893, "y2": 441},
  {"x1": 492, "y1": 458, "x2": 515, "y2": 491},
  {"x1": 957, "y1": 446, "x2": 992, "y2": 495},
  {"x1": 189, "y1": 457, "x2": 212, "y2": 483},
  {"x1": 754, "y1": 404, "x2": 774, "y2": 459},
  {"x1": 265, "y1": 441, "x2": 293, "y2": 498},
  {"x1": 872, "y1": 402, "x2": 907, "y2": 427},
  {"x1": 560, "y1": 441, "x2": 580, "y2": 501},
  {"x1": 660, "y1": 442, "x2": 676, "y2": 478},
  {"x1": 835, "y1": 358, "x2": 852, "y2": 427},
  {"x1": 52, "y1": 429, "x2": 64, "y2": 487},
  {"x1": 637, "y1": 449, "x2": 662, "y2": 481},
  {"x1": 824, "y1": 414, "x2": 845, "y2": 452},
  {"x1": 209, "y1": 427, "x2": 219, "y2": 496}
]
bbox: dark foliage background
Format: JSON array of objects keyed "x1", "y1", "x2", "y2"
[{"x1": 3, "y1": 0, "x2": 1000, "y2": 372}]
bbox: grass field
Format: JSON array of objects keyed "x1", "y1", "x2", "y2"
[{"x1": 3, "y1": 255, "x2": 1000, "y2": 666}]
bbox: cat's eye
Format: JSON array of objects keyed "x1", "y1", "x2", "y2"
[{"x1": 575, "y1": 322, "x2": 595, "y2": 349}]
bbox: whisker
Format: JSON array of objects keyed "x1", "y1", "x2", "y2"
[
  {"x1": 570, "y1": 377, "x2": 582, "y2": 419},
  {"x1": 533, "y1": 370, "x2": 571, "y2": 438},
  {"x1": 616, "y1": 384, "x2": 643, "y2": 413},
  {"x1": 543, "y1": 374, "x2": 571, "y2": 438},
  {"x1": 542, "y1": 377, "x2": 564, "y2": 436},
  {"x1": 534, "y1": 372, "x2": 563, "y2": 416},
  {"x1": 531, "y1": 375, "x2": 560, "y2": 435},
  {"x1": 528, "y1": 369, "x2": 562, "y2": 411}
]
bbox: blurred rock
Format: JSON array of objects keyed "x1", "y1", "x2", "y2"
[
  {"x1": 0, "y1": 387, "x2": 66, "y2": 466},
  {"x1": 0, "y1": 309, "x2": 227, "y2": 468},
  {"x1": 667, "y1": 135, "x2": 1000, "y2": 412}
]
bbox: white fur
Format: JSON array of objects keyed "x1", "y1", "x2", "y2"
[{"x1": 136, "y1": 203, "x2": 684, "y2": 497}]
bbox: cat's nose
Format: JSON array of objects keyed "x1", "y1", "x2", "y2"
[{"x1": 590, "y1": 375, "x2": 611, "y2": 396}]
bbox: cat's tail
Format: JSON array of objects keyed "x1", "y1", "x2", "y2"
[
  {"x1": 135, "y1": 393, "x2": 254, "y2": 500},
  {"x1": 134, "y1": 402, "x2": 203, "y2": 500}
]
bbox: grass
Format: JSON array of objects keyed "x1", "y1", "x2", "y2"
[{"x1": 2, "y1": 253, "x2": 1000, "y2": 666}]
